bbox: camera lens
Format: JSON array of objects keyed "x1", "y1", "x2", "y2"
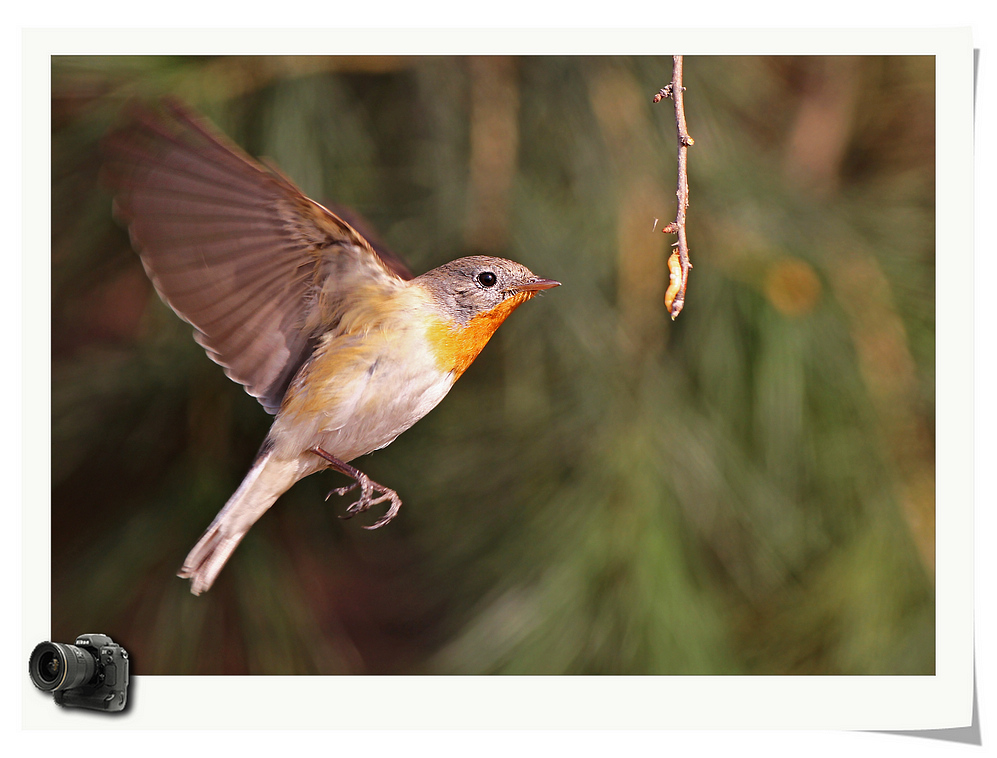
[
  {"x1": 29, "y1": 642, "x2": 97, "y2": 692},
  {"x1": 36, "y1": 650, "x2": 61, "y2": 683}
]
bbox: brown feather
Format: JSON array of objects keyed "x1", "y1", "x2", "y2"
[{"x1": 101, "y1": 99, "x2": 406, "y2": 413}]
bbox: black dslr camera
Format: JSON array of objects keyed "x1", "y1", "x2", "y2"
[{"x1": 29, "y1": 634, "x2": 129, "y2": 712}]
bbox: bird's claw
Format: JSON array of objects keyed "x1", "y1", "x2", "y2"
[
  {"x1": 311, "y1": 447, "x2": 404, "y2": 529},
  {"x1": 326, "y1": 482, "x2": 359, "y2": 500},
  {"x1": 327, "y1": 472, "x2": 402, "y2": 529}
]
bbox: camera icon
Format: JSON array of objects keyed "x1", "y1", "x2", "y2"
[{"x1": 29, "y1": 634, "x2": 129, "y2": 712}]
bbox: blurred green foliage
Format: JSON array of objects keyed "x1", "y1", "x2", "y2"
[{"x1": 50, "y1": 55, "x2": 934, "y2": 675}]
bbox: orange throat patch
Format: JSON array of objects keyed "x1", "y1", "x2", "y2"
[{"x1": 426, "y1": 292, "x2": 534, "y2": 378}]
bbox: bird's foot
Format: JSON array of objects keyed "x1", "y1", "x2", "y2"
[
  {"x1": 337, "y1": 473, "x2": 402, "y2": 529},
  {"x1": 311, "y1": 448, "x2": 403, "y2": 530}
]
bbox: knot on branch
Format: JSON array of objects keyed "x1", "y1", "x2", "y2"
[{"x1": 652, "y1": 85, "x2": 673, "y2": 103}]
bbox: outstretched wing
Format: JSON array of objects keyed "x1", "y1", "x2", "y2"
[{"x1": 102, "y1": 99, "x2": 410, "y2": 414}]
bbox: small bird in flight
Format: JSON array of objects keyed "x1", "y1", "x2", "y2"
[{"x1": 102, "y1": 100, "x2": 559, "y2": 595}]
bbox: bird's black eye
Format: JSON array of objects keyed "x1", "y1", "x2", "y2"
[{"x1": 476, "y1": 271, "x2": 497, "y2": 288}]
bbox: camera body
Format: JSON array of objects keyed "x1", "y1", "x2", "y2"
[{"x1": 29, "y1": 633, "x2": 129, "y2": 712}]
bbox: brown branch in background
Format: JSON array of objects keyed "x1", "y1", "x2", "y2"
[
  {"x1": 654, "y1": 55, "x2": 695, "y2": 320},
  {"x1": 465, "y1": 56, "x2": 520, "y2": 254},
  {"x1": 590, "y1": 63, "x2": 672, "y2": 355}
]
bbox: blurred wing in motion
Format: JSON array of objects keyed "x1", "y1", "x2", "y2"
[{"x1": 102, "y1": 99, "x2": 411, "y2": 414}]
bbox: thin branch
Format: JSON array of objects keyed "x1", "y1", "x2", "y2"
[{"x1": 654, "y1": 55, "x2": 695, "y2": 320}]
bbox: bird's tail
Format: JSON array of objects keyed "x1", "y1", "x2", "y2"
[{"x1": 178, "y1": 449, "x2": 305, "y2": 595}]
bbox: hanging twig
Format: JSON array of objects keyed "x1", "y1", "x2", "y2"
[{"x1": 653, "y1": 55, "x2": 694, "y2": 320}]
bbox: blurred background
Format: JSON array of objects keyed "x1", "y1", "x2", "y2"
[{"x1": 50, "y1": 55, "x2": 935, "y2": 675}]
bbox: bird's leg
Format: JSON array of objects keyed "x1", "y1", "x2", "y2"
[{"x1": 310, "y1": 447, "x2": 402, "y2": 530}]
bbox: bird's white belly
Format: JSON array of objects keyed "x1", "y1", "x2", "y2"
[
  {"x1": 267, "y1": 329, "x2": 456, "y2": 467},
  {"x1": 315, "y1": 360, "x2": 455, "y2": 462}
]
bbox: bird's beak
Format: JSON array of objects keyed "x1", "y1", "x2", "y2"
[{"x1": 517, "y1": 277, "x2": 561, "y2": 292}]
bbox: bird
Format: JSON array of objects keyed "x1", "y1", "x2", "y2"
[{"x1": 101, "y1": 99, "x2": 559, "y2": 595}]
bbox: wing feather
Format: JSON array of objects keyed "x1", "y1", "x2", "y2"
[{"x1": 102, "y1": 99, "x2": 408, "y2": 414}]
